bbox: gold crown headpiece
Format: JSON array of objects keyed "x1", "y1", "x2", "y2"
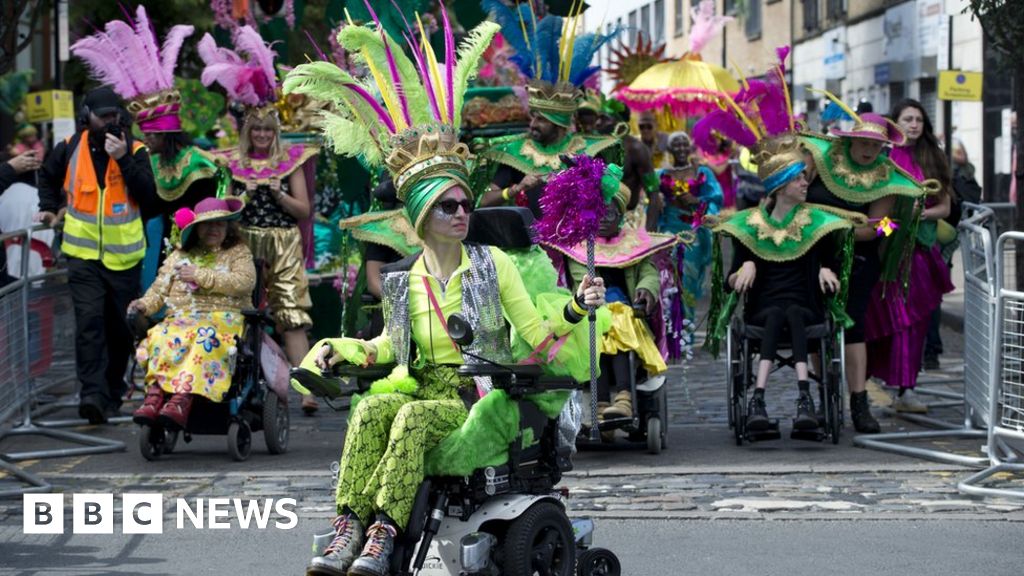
[
  {"x1": 386, "y1": 124, "x2": 471, "y2": 200},
  {"x1": 527, "y1": 80, "x2": 581, "y2": 115}
]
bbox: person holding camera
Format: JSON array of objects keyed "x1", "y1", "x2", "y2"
[{"x1": 36, "y1": 86, "x2": 158, "y2": 424}]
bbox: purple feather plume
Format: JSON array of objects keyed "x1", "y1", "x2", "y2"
[
  {"x1": 692, "y1": 109, "x2": 758, "y2": 154},
  {"x1": 160, "y1": 24, "x2": 195, "y2": 83},
  {"x1": 440, "y1": 1, "x2": 455, "y2": 122},
  {"x1": 403, "y1": 30, "x2": 443, "y2": 121},
  {"x1": 534, "y1": 155, "x2": 609, "y2": 247},
  {"x1": 361, "y1": 0, "x2": 411, "y2": 126},
  {"x1": 70, "y1": 5, "x2": 185, "y2": 99},
  {"x1": 341, "y1": 82, "x2": 397, "y2": 133}
]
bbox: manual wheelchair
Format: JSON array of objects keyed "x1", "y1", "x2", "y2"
[
  {"x1": 725, "y1": 302, "x2": 845, "y2": 445},
  {"x1": 292, "y1": 313, "x2": 621, "y2": 576},
  {"x1": 129, "y1": 259, "x2": 290, "y2": 461}
]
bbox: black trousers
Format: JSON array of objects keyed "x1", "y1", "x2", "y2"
[
  {"x1": 67, "y1": 257, "x2": 140, "y2": 409},
  {"x1": 597, "y1": 353, "x2": 632, "y2": 401},
  {"x1": 749, "y1": 304, "x2": 816, "y2": 364}
]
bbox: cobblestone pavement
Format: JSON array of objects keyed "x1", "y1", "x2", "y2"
[{"x1": 3, "y1": 326, "x2": 1022, "y2": 523}]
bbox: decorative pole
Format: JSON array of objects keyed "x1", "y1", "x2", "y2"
[{"x1": 534, "y1": 154, "x2": 619, "y2": 442}]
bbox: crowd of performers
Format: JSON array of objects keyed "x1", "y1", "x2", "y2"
[{"x1": 47, "y1": 5, "x2": 955, "y2": 576}]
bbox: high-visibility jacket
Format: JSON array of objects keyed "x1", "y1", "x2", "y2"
[{"x1": 61, "y1": 131, "x2": 147, "y2": 270}]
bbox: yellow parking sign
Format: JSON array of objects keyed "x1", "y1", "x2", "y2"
[
  {"x1": 24, "y1": 90, "x2": 75, "y2": 122},
  {"x1": 938, "y1": 71, "x2": 983, "y2": 101}
]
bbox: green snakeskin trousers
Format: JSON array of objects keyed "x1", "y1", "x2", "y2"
[{"x1": 335, "y1": 393, "x2": 468, "y2": 529}]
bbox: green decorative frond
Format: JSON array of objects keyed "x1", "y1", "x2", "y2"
[
  {"x1": 317, "y1": 111, "x2": 383, "y2": 168},
  {"x1": 283, "y1": 61, "x2": 356, "y2": 106},
  {"x1": 338, "y1": 25, "x2": 432, "y2": 127}
]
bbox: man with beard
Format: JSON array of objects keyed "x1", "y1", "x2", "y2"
[
  {"x1": 37, "y1": 87, "x2": 158, "y2": 423},
  {"x1": 479, "y1": 84, "x2": 619, "y2": 219}
]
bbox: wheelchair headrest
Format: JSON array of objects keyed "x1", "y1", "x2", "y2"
[{"x1": 466, "y1": 207, "x2": 535, "y2": 249}]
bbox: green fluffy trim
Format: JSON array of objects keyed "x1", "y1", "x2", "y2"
[
  {"x1": 368, "y1": 365, "x2": 419, "y2": 396},
  {"x1": 423, "y1": 389, "x2": 572, "y2": 477}
]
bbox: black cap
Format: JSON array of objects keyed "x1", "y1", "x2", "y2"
[{"x1": 83, "y1": 87, "x2": 123, "y2": 116}]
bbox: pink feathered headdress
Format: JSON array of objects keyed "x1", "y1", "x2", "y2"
[
  {"x1": 70, "y1": 6, "x2": 193, "y2": 133},
  {"x1": 197, "y1": 26, "x2": 279, "y2": 109}
]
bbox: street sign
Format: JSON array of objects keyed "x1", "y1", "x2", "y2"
[
  {"x1": 24, "y1": 90, "x2": 75, "y2": 122},
  {"x1": 938, "y1": 70, "x2": 983, "y2": 101}
]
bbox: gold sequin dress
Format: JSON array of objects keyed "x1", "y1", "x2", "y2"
[{"x1": 134, "y1": 243, "x2": 256, "y2": 401}]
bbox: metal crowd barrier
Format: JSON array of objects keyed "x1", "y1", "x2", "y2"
[
  {"x1": 959, "y1": 230, "x2": 1024, "y2": 498},
  {"x1": 854, "y1": 203, "x2": 995, "y2": 466},
  {"x1": 0, "y1": 226, "x2": 125, "y2": 498}
]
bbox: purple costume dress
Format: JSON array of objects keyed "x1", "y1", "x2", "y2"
[{"x1": 865, "y1": 146, "x2": 954, "y2": 389}]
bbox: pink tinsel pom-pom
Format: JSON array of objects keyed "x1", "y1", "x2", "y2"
[
  {"x1": 174, "y1": 208, "x2": 195, "y2": 231},
  {"x1": 533, "y1": 155, "x2": 609, "y2": 247}
]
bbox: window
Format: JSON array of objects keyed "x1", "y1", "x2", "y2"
[
  {"x1": 654, "y1": 0, "x2": 665, "y2": 44},
  {"x1": 802, "y1": 0, "x2": 819, "y2": 32},
  {"x1": 628, "y1": 10, "x2": 637, "y2": 46},
  {"x1": 725, "y1": 0, "x2": 737, "y2": 16},
  {"x1": 641, "y1": 4, "x2": 651, "y2": 43},
  {"x1": 674, "y1": 0, "x2": 685, "y2": 37},
  {"x1": 826, "y1": 0, "x2": 846, "y2": 20},
  {"x1": 745, "y1": 0, "x2": 761, "y2": 39}
]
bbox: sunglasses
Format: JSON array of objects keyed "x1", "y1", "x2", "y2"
[
  {"x1": 638, "y1": 123, "x2": 654, "y2": 129},
  {"x1": 435, "y1": 199, "x2": 474, "y2": 215}
]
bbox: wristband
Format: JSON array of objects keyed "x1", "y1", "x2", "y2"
[
  {"x1": 571, "y1": 295, "x2": 588, "y2": 316},
  {"x1": 501, "y1": 187, "x2": 511, "y2": 202}
]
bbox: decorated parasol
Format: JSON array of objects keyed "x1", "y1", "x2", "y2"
[{"x1": 615, "y1": 0, "x2": 738, "y2": 127}]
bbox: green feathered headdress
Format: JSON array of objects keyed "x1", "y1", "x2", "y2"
[{"x1": 284, "y1": 6, "x2": 499, "y2": 223}]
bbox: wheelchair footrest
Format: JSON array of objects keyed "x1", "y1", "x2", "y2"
[
  {"x1": 790, "y1": 426, "x2": 827, "y2": 442},
  {"x1": 290, "y1": 367, "x2": 360, "y2": 400},
  {"x1": 745, "y1": 420, "x2": 781, "y2": 442}
]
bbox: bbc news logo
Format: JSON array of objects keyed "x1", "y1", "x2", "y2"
[{"x1": 23, "y1": 494, "x2": 298, "y2": 534}]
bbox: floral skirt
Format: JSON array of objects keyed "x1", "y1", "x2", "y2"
[{"x1": 136, "y1": 311, "x2": 245, "y2": 402}]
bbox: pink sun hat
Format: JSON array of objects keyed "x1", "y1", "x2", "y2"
[
  {"x1": 175, "y1": 197, "x2": 244, "y2": 246},
  {"x1": 830, "y1": 113, "x2": 908, "y2": 146}
]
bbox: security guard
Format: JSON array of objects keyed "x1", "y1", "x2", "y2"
[{"x1": 37, "y1": 87, "x2": 157, "y2": 424}]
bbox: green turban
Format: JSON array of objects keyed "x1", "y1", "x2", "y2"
[{"x1": 405, "y1": 172, "x2": 472, "y2": 235}]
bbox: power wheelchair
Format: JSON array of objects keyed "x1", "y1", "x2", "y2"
[
  {"x1": 725, "y1": 301, "x2": 845, "y2": 445},
  {"x1": 128, "y1": 259, "x2": 290, "y2": 461},
  {"x1": 291, "y1": 313, "x2": 621, "y2": 576},
  {"x1": 576, "y1": 304, "x2": 669, "y2": 455}
]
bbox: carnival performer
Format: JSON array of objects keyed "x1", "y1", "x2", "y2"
[
  {"x1": 284, "y1": 13, "x2": 607, "y2": 576},
  {"x1": 70, "y1": 6, "x2": 228, "y2": 282},
  {"x1": 477, "y1": 0, "x2": 619, "y2": 218},
  {"x1": 660, "y1": 131, "x2": 723, "y2": 357},
  {"x1": 545, "y1": 182, "x2": 676, "y2": 421},
  {"x1": 799, "y1": 102, "x2": 930, "y2": 433},
  {"x1": 864, "y1": 99, "x2": 955, "y2": 412},
  {"x1": 198, "y1": 26, "x2": 320, "y2": 414},
  {"x1": 129, "y1": 197, "x2": 255, "y2": 428},
  {"x1": 696, "y1": 62, "x2": 858, "y2": 431}
]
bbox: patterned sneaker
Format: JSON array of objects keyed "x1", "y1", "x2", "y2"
[
  {"x1": 348, "y1": 521, "x2": 398, "y2": 576},
  {"x1": 307, "y1": 514, "x2": 364, "y2": 576}
]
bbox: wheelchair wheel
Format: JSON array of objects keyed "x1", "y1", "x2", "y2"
[
  {"x1": 163, "y1": 429, "x2": 179, "y2": 454},
  {"x1": 502, "y1": 501, "x2": 575, "y2": 576},
  {"x1": 576, "y1": 547, "x2": 620, "y2": 576},
  {"x1": 262, "y1": 388, "x2": 289, "y2": 455},
  {"x1": 227, "y1": 420, "x2": 253, "y2": 461},
  {"x1": 646, "y1": 417, "x2": 662, "y2": 455},
  {"x1": 139, "y1": 425, "x2": 164, "y2": 461}
]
